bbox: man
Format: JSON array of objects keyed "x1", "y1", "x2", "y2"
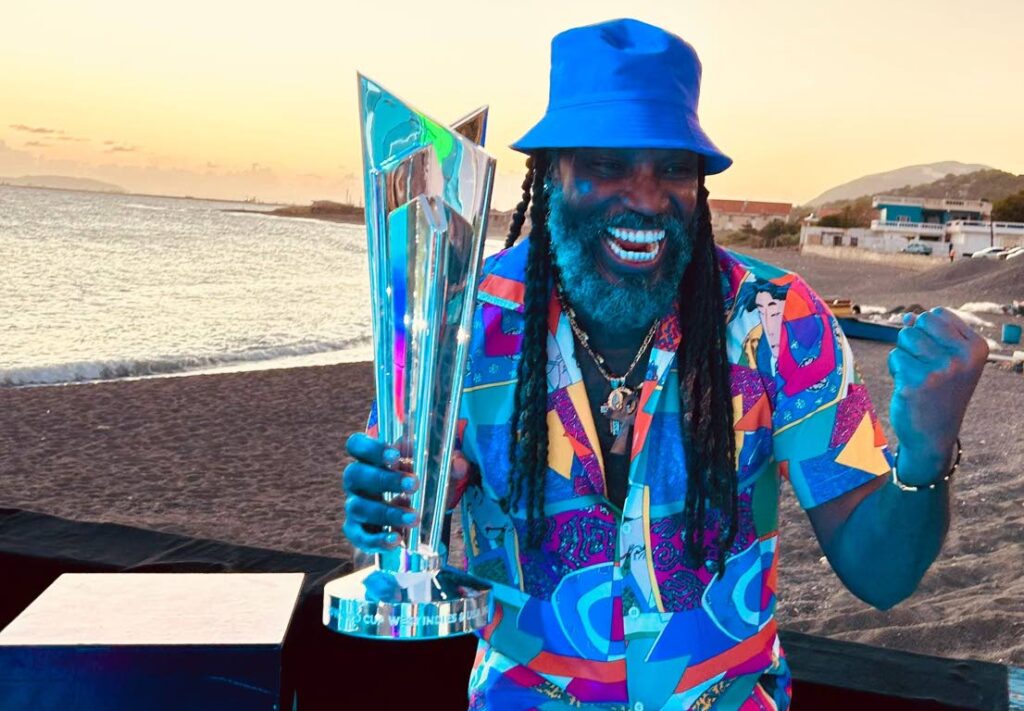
[{"x1": 343, "y1": 18, "x2": 987, "y2": 709}]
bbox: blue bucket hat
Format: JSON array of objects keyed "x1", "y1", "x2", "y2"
[{"x1": 511, "y1": 18, "x2": 732, "y2": 175}]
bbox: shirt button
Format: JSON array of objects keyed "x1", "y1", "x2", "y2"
[
  {"x1": 621, "y1": 522, "x2": 632, "y2": 534},
  {"x1": 633, "y1": 703, "x2": 645, "y2": 711},
  {"x1": 628, "y1": 606, "x2": 640, "y2": 618}
]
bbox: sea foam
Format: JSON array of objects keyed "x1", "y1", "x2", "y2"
[{"x1": 1, "y1": 338, "x2": 372, "y2": 387}]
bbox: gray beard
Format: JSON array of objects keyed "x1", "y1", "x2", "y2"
[{"x1": 546, "y1": 183, "x2": 694, "y2": 328}]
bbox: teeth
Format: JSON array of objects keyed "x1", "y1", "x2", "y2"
[
  {"x1": 605, "y1": 226, "x2": 664, "y2": 263},
  {"x1": 607, "y1": 227, "x2": 665, "y2": 244},
  {"x1": 607, "y1": 237, "x2": 660, "y2": 262}
]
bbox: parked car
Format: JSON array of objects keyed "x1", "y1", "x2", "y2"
[
  {"x1": 970, "y1": 246, "x2": 1008, "y2": 259},
  {"x1": 1003, "y1": 246, "x2": 1024, "y2": 260},
  {"x1": 900, "y1": 242, "x2": 933, "y2": 256}
]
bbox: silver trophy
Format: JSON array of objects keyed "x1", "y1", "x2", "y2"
[{"x1": 323, "y1": 76, "x2": 496, "y2": 639}]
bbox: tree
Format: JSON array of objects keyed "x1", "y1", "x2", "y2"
[
  {"x1": 993, "y1": 190, "x2": 1024, "y2": 222},
  {"x1": 816, "y1": 198, "x2": 873, "y2": 229},
  {"x1": 758, "y1": 219, "x2": 787, "y2": 247},
  {"x1": 818, "y1": 214, "x2": 847, "y2": 228}
]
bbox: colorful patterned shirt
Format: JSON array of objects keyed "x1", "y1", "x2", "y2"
[{"x1": 447, "y1": 240, "x2": 891, "y2": 709}]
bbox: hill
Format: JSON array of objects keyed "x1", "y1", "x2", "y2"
[
  {"x1": 806, "y1": 161, "x2": 990, "y2": 206},
  {"x1": 883, "y1": 169, "x2": 1024, "y2": 203},
  {"x1": 812, "y1": 168, "x2": 1024, "y2": 221},
  {"x1": 0, "y1": 175, "x2": 126, "y2": 193}
]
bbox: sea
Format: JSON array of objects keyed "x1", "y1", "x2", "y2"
[{"x1": 0, "y1": 185, "x2": 501, "y2": 388}]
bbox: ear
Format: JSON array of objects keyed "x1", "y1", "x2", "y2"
[{"x1": 545, "y1": 151, "x2": 561, "y2": 181}]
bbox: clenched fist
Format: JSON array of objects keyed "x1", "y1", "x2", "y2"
[{"x1": 887, "y1": 307, "x2": 988, "y2": 484}]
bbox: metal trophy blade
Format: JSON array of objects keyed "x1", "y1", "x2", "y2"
[{"x1": 323, "y1": 76, "x2": 496, "y2": 639}]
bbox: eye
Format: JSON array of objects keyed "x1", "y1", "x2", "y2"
[
  {"x1": 584, "y1": 157, "x2": 625, "y2": 177},
  {"x1": 661, "y1": 163, "x2": 696, "y2": 179}
]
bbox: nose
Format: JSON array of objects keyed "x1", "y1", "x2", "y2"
[{"x1": 621, "y1": 165, "x2": 670, "y2": 216}]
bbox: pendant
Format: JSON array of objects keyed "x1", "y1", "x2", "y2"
[{"x1": 601, "y1": 382, "x2": 639, "y2": 440}]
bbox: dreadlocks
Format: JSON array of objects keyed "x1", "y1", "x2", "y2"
[
  {"x1": 503, "y1": 152, "x2": 739, "y2": 572},
  {"x1": 504, "y1": 153, "x2": 552, "y2": 548},
  {"x1": 676, "y1": 175, "x2": 739, "y2": 574}
]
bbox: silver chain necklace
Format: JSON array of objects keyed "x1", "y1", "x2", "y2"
[{"x1": 554, "y1": 280, "x2": 658, "y2": 444}]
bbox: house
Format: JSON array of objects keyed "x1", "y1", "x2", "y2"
[
  {"x1": 708, "y1": 199, "x2": 792, "y2": 233},
  {"x1": 800, "y1": 194, "x2": 1024, "y2": 257},
  {"x1": 867, "y1": 196, "x2": 988, "y2": 252}
]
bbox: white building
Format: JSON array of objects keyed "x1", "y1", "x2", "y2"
[
  {"x1": 709, "y1": 199, "x2": 792, "y2": 233},
  {"x1": 946, "y1": 221, "x2": 1024, "y2": 255},
  {"x1": 800, "y1": 194, "x2": 1024, "y2": 258}
]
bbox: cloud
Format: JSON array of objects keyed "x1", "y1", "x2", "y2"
[
  {"x1": 104, "y1": 145, "x2": 137, "y2": 153},
  {"x1": 103, "y1": 140, "x2": 115, "y2": 145},
  {"x1": 57, "y1": 136, "x2": 90, "y2": 142},
  {"x1": 24, "y1": 141, "x2": 51, "y2": 148},
  {"x1": 9, "y1": 124, "x2": 63, "y2": 135}
]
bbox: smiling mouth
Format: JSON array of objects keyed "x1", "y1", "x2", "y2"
[{"x1": 604, "y1": 227, "x2": 666, "y2": 263}]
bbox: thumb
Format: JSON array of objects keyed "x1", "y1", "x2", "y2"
[
  {"x1": 451, "y1": 452, "x2": 469, "y2": 481},
  {"x1": 446, "y1": 452, "x2": 471, "y2": 510}
]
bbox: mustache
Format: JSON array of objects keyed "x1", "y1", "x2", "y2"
[
  {"x1": 566, "y1": 206, "x2": 687, "y2": 233},
  {"x1": 546, "y1": 183, "x2": 692, "y2": 238},
  {"x1": 605, "y1": 212, "x2": 684, "y2": 231}
]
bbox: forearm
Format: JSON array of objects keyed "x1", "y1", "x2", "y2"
[{"x1": 827, "y1": 449, "x2": 952, "y2": 609}]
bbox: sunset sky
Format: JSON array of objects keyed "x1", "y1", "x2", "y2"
[{"x1": 3, "y1": 0, "x2": 1023, "y2": 208}]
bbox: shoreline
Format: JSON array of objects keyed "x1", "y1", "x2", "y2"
[{"x1": 2, "y1": 345, "x2": 373, "y2": 391}]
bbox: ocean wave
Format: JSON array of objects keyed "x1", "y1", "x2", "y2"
[
  {"x1": 126, "y1": 203, "x2": 170, "y2": 211},
  {"x1": 1, "y1": 338, "x2": 372, "y2": 387},
  {"x1": 224, "y1": 210, "x2": 330, "y2": 226}
]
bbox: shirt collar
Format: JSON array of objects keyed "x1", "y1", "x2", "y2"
[{"x1": 477, "y1": 239, "x2": 530, "y2": 313}]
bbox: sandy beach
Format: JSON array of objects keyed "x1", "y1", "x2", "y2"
[{"x1": 1, "y1": 249, "x2": 1022, "y2": 666}]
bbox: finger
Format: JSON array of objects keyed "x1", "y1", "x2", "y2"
[
  {"x1": 901, "y1": 312, "x2": 918, "y2": 328},
  {"x1": 345, "y1": 432, "x2": 399, "y2": 469},
  {"x1": 446, "y1": 455, "x2": 474, "y2": 510},
  {"x1": 342, "y1": 519, "x2": 401, "y2": 553},
  {"x1": 896, "y1": 326, "x2": 936, "y2": 360},
  {"x1": 913, "y1": 308, "x2": 965, "y2": 347},
  {"x1": 364, "y1": 570, "x2": 403, "y2": 602},
  {"x1": 888, "y1": 348, "x2": 923, "y2": 383},
  {"x1": 928, "y1": 306, "x2": 973, "y2": 341},
  {"x1": 345, "y1": 495, "x2": 420, "y2": 529},
  {"x1": 389, "y1": 493, "x2": 413, "y2": 509},
  {"x1": 451, "y1": 454, "x2": 469, "y2": 482},
  {"x1": 343, "y1": 461, "x2": 417, "y2": 498}
]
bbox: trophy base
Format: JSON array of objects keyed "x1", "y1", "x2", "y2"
[{"x1": 323, "y1": 565, "x2": 492, "y2": 640}]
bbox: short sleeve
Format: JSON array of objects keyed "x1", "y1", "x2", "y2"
[{"x1": 770, "y1": 276, "x2": 893, "y2": 509}]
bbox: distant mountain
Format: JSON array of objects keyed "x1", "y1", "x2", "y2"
[
  {"x1": 0, "y1": 175, "x2": 126, "y2": 193},
  {"x1": 883, "y1": 169, "x2": 1024, "y2": 203},
  {"x1": 806, "y1": 161, "x2": 991, "y2": 206}
]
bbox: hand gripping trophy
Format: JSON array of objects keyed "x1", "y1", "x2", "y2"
[{"x1": 323, "y1": 76, "x2": 496, "y2": 639}]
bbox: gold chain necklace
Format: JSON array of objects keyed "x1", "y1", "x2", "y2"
[{"x1": 554, "y1": 281, "x2": 658, "y2": 440}]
